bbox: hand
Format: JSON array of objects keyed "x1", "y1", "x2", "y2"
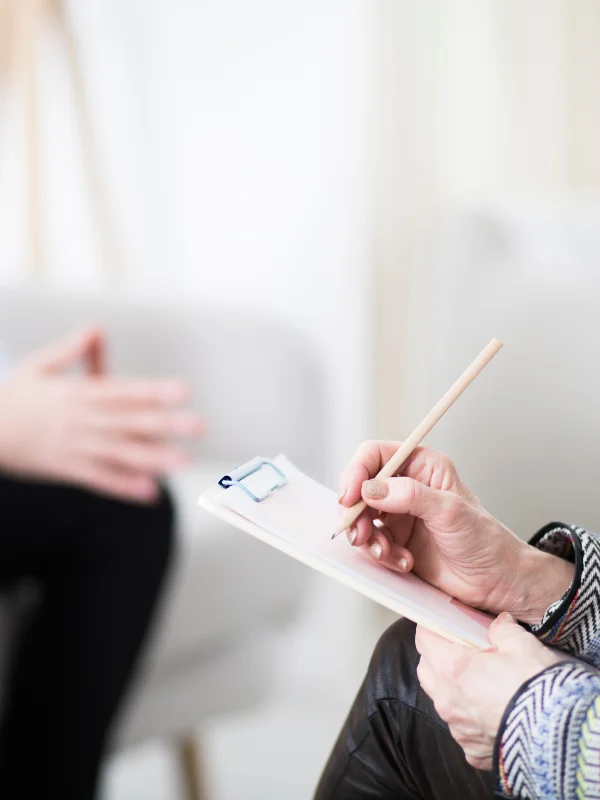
[
  {"x1": 415, "y1": 613, "x2": 565, "y2": 770},
  {"x1": 338, "y1": 441, "x2": 574, "y2": 621},
  {"x1": 0, "y1": 326, "x2": 204, "y2": 502}
]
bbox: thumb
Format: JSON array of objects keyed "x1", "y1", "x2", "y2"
[
  {"x1": 26, "y1": 326, "x2": 106, "y2": 376},
  {"x1": 488, "y1": 612, "x2": 529, "y2": 652},
  {"x1": 361, "y1": 476, "x2": 453, "y2": 523}
]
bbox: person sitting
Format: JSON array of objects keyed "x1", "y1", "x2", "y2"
[
  {"x1": 316, "y1": 440, "x2": 597, "y2": 800},
  {"x1": 0, "y1": 325, "x2": 203, "y2": 799}
]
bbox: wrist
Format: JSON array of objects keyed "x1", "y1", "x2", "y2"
[{"x1": 507, "y1": 543, "x2": 575, "y2": 626}]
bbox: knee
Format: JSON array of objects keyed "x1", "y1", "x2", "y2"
[
  {"x1": 139, "y1": 487, "x2": 175, "y2": 558},
  {"x1": 363, "y1": 617, "x2": 420, "y2": 711},
  {"x1": 371, "y1": 617, "x2": 418, "y2": 678},
  {"x1": 130, "y1": 487, "x2": 175, "y2": 583},
  {"x1": 85, "y1": 485, "x2": 175, "y2": 571},
  {"x1": 140, "y1": 486, "x2": 175, "y2": 535}
]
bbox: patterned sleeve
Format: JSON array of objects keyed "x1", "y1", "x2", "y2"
[
  {"x1": 527, "y1": 522, "x2": 600, "y2": 666},
  {"x1": 492, "y1": 522, "x2": 600, "y2": 798},
  {"x1": 494, "y1": 661, "x2": 600, "y2": 799}
]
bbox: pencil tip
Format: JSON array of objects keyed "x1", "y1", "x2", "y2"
[{"x1": 330, "y1": 533, "x2": 335, "y2": 539}]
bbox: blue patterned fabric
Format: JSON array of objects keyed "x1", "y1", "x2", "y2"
[
  {"x1": 493, "y1": 524, "x2": 600, "y2": 799},
  {"x1": 531, "y1": 525, "x2": 600, "y2": 666}
]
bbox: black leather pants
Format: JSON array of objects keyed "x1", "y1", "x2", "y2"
[{"x1": 315, "y1": 619, "x2": 494, "y2": 800}]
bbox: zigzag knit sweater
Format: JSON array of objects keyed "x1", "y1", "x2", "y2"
[{"x1": 494, "y1": 523, "x2": 600, "y2": 799}]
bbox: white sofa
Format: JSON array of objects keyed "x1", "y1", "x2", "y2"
[{"x1": 0, "y1": 287, "x2": 326, "y2": 797}]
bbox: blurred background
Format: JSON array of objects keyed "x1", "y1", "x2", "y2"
[{"x1": 1, "y1": 0, "x2": 600, "y2": 798}]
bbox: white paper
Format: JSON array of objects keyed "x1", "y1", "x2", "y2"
[{"x1": 201, "y1": 455, "x2": 492, "y2": 648}]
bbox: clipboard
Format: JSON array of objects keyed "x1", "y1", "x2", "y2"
[{"x1": 199, "y1": 455, "x2": 492, "y2": 648}]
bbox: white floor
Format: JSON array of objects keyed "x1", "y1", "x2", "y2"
[
  {"x1": 102, "y1": 693, "x2": 352, "y2": 800},
  {"x1": 101, "y1": 588, "x2": 394, "y2": 800}
]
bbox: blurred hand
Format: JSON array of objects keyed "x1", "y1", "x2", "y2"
[
  {"x1": 0, "y1": 326, "x2": 204, "y2": 502},
  {"x1": 338, "y1": 441, "x2": 574, "y2": 621},
  {"x1": 415, "y1": 613, "x2": 565, "y2": 770}
]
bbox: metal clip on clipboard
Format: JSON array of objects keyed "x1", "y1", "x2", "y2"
[{"x1": 219, "y1": 457, "x2": 287, "y2": 503}]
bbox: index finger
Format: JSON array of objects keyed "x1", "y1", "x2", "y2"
[
  {"x1": 338, "y1": 440, "x2": 403, "y2": 506},
  {"x1": 415, "y1": 626, "x2": 470, "y2": 669},
  {"x1": 84, "y1": 329, "x2": 107, "y2": 377},
  {"x1": 338, "y1": 440, "x2": 459, "y2": 508}
]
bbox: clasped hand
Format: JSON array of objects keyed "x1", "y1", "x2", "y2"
[
  {"x1": 0, "y1": 326, "x2": 204, "y2": 502},
  {"x1": 416, "y1": 614, "x2": 563, "y2": 770}
]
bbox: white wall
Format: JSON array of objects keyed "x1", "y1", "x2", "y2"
[
  {"x1": 371, "y1": 0, "x2": 600, "y2": 438},
  {"x1": 370, "y1": 1, "x2": 600, "y2": 539}
]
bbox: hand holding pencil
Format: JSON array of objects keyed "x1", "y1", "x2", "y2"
[
  {"x1": 334, "y1": 339, "x2": 503, "y2": 537},
  {"x1": 337, "y1": 440, "x2": 575, "y2": 623},
  {"x1": 334, "y1": 340, "x2": 575, "y2": 623}
]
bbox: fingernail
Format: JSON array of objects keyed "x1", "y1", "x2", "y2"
[
  {"x1": 363, "y1": 479, "x2": 388, "y2": 500},
  {"x1": 347, "y1": 527, "x2": 357, "y2": 546},
  {"x1": 496, "y1": 612, "x2": 515, "y2": 624},
  {"x1": 338, "y1": 488, "x2": 346, "y2": 503},
  {"x1": 368, "y1": 540, "x2": 383, "y2": 560},
  {"x1": 399, "y1": 557, "x2": 408, "y2": 571}
]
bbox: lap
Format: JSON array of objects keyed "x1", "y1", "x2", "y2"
[
  {"x1": 0, "y1": 472, "x2": 173, "y2": 584},
  {"x1": 315, "y1": 618, "x2": 493, "y2": 800}
]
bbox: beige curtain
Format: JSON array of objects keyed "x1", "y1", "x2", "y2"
[
  {"x1": 371, "y1": 0, "x2": 600, "y2": 435},
  {"x1": 0, "y1": 0, "x2": 120, "y2": 281}
]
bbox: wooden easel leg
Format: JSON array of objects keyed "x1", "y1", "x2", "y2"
[
  {"x1": 0, "y1": 0, "x2": 17, "y2": 87},
  {"x1": 15, "y1": 0, "x2": 44, "y2": 278},
  {"x1": 177, "y1": 734, "x2": 208, "y2": 800},
  {"x1": 52, "y1": 0, "x2": 122, "y2": 283}
]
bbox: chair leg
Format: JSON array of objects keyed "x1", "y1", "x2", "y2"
[{"x1": 177, "y1": 734, "x2": 207, "y2": 800}]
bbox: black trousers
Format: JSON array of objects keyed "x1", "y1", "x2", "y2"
[
  {"x1": 315, "y1": 619, "x2": 494, "y2": 800},
  {"x1": 0, "y1": 474, "x2": 174, "y2": 799}
]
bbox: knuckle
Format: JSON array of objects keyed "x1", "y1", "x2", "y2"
[
  {"x1": 449, "y1": 656, "x2": 468, "y2": 683},
  {"x1": 142, "y1": 412, "x2": 164, "y2": 433},
  {"x1": 447, "y1": 722, "x2": 464, "y2": 742},
  {"x1": 414, "y1": 628, "x2": 424, "y2": 653},
  {"x1": 415, "y1": 660, "x2": 425, "y2": 684},
  {"x1": 354, "y1": 439, "x2": 378, "y2": 460},
  {"x1": 123, "y1": 446, "x2": 145, "y2": 467},
  {"x1": 440, "y1": 494, "x2": 470, "y2": 527},
  {"x1": 51, "y1": 414, "x2": 73, "y2": 452},
  {"x1": 166, "y1": 413, "x2": 181, "y2": 434},
  {"x1": 428, "y1": 447, "x2": 453, "y2": 470},
  {"x1": 414, "y1": 627, "x2": 432, "y2": 657},
  {"x1": 338, "y1": 464, "x2": 354, "y2": 487},
  {"x1": 433, "y1": 695, "x2": 452, "y2": 722},
  {"x1": 394, "y1": 477, "x2": 417, "y2": 507},
  {"x1": 466, "y1": 754, "x2": 489, "y2": 771},
  {"x1": 437, "y1": 450, "x2": 457, "y2": 476}
]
